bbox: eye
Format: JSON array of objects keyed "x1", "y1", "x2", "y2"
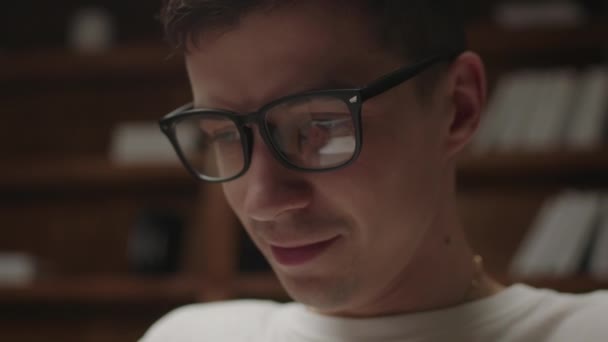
[
  {"x1": 309, "y1": 117, "x2": 352, "y2": 130},
  {"x1": 300, "y1": 115, "x2": 352, "y2": 138},
  {"x1": 211, "y1": 129, "x2": 240, "y2": 144}
]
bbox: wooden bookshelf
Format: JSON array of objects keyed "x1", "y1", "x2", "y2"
[
  {"x1": 0, "y1": 157, "x2": 194, "y2": 193},
  {"x1": 2, "y1": 21, "x2": 606, "y2": 76},
  {"x1": 468, "y1": 21, "x2": 608, "y2": 58},
  {"x1": 458, "y1": 149, "x2": 608, "y2": 187},
  {"x1": 5, "y1": 146, "x2": 608, "y2": 194},
  {"x1": 0, "y1": 43, "x2": 184, "y2": 84},
  {"x1": 0, "y1": 275, "x2": 201, "y2": 306},
  {"x1": 3, "y1": 8, "x2": 608, "y2": 342},
  {"x1": 3, "y1": 150, "x2": 607, "y2": 294}
]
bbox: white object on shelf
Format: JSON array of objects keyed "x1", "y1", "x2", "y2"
[
  {"x1": 0, "y1": 253, "x2": 36, "y2": 286},
  {"x1": 68, "y1": 7, "x2": 115, "y2": 53},
  {"x1": 109, "y1": 121, "x2": 181, "y2": 164}
]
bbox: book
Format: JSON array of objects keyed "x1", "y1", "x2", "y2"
[
  {"x1": 474, "y1": 67, "x2": 606, "y2": 153},
  {"x1": 510, "y1": 193, "x2": 567, "y2": 277},
  {"x1": 494, "y1": 72, "x2": 542, "y2": 151},
  {"x1": 472, "y1": 72, "x2": 523, "y2": 153},
  {"x1": 109, "y1": 121, "x2": 181, "y2": 164},
  {"x1": 589, "y1": 197, "x2": 608, "y2": 280},
  {"x1": 564, "y1": 67, "x2": 608, "y2": 149},
  {"x1": 510, "y1": 191, "x2": 600, "y2": 277},
  {"x1": 522, "y1": 69, "x2": 577, "y2": 151}
]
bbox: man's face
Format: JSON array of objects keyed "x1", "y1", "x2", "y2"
[{"x1": 186, "y1": 3, "x2": 453, "y2": 315}]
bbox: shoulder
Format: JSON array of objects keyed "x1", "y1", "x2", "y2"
[{"x1": 140, "y1": 299, "x2": 283, "y2": 342}]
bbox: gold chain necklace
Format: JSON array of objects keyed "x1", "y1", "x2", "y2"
[{"x1": 461, "y1": 254, "x2": 486, "y2": 303}]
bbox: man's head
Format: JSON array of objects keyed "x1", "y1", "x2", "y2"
[{"x1": 161, "y1": 0, "x2": 486, "y2": 316}]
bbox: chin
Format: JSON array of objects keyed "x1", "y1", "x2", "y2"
[{"x1": 276, "y1": 271, "x2": 357, "y2": 311}]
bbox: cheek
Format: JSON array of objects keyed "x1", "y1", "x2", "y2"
[
  {"x1": 316, "y1": 112, "x2": 443, "y2": 238},
  {"x1": 221, "y1": 182, "x2": 247, "y2": 220}
]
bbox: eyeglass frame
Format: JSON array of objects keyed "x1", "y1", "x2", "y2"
[{"x1": 160, "y1": 51, "x2": 462, "y2": 182}]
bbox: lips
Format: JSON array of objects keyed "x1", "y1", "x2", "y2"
[{"x1": 270, "y1": 236, "x2": 339, "y2": 266}]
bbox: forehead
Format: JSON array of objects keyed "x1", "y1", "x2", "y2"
[{"x1": 185, "y1": 2, "x2": 403, "y2": 111}]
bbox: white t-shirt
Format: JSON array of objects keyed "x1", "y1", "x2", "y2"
[{"x1": 141, "y1": 284, "x2": 608, "y2": 341}]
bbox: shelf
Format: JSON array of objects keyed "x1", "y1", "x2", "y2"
[
  {"x1": 468, "y1": 21, "x2": 608, "y2": 58},
  {"x1": 457, "y1": 149, "x2": 608, "y2": 187},
  {"x1": 0, "y1": 157, "x2": 196, "y2": 194},
  {"x1": 0, "y1": 43, "x2": 185, "y2": 84},
  {"x1": 0, "y1": 274, "x2": 287, "y2": 306},
  {"x1": 3, "y1": 149, "x2": 608, "y2": 194},
  {"x1": 0, "y1": 275, "x2": 202, "y2": 306}
]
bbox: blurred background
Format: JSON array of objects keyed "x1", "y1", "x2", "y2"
[{"x1": 1, "y1": 0, "x2": 608, "y2": 341}]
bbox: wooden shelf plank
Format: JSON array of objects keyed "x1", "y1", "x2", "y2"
[
  {"x1": 468, "y1": 21, "x2": 608, "y2": 58},
  {"x1": 0, "y1": 43, "x2": 185, "y2": 84},
  {"x1": 2, "y1": 22, "x2": 606, "y2": 84},
  {"x1": 458, "y1": 149, "x2": 608, "y2": 187},
  {"x1": 0, "y1": 157, "x2": 195, "y2": 193},
  {"x1": 0, "y1": 275, "x2": 202, "y2": 305}
]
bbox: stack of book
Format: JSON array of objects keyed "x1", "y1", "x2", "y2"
[
  {"x1": 510, "y1": 191, "x2": 608, "y2": 279},
  {"x1": 472, "y1": 67, "x2": 608, "y2": 154}
]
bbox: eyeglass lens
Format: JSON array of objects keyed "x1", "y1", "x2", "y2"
[{"x1": 172, "y1": 95, "x2": 357, "y2": 180}]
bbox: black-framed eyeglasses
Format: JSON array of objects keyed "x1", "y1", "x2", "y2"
[{"x1": 160, "y1": 52, "x2": 461, "y2": 182}]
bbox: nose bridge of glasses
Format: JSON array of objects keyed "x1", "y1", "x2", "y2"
[
  {"x1": 237, "y1": 110, "x2": 279, "y2": 160},
  {"x1": 236, "y1": 110, "x2": 266, "y2": 126},
  {"x1": 236, "y1": 110, "x2": 275, "y2": 146}
]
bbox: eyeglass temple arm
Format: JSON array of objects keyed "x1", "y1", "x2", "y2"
[
  {"x1": 160, "y1": 103, "x2": 196, "y2": 127},
  {"x1": 359, "y1": 52, "x2": 462, "y2": 102}
]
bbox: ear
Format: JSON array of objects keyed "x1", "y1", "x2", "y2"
[{"x1": 442, "y1": 52, "x2": 487, "y2": 158}]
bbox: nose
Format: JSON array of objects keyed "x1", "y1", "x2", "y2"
[{"x1": 242, "y1": 129, "x2": 312, "y2": 222}]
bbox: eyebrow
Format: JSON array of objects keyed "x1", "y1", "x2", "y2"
[
  {"x1": 308, "y1": 80, "x2": 360, "y2": 92},
  {"x1": 194, "y1": 79, "x2": 359, "y2": 112}
]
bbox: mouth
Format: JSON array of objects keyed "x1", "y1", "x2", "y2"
[{"x1": 270, "y1": 236, "x2": 340, "y2": 266}]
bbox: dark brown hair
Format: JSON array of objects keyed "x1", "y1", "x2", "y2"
[{"x1": 159, "y1": 0, "x2": 467, "y2": 60}]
